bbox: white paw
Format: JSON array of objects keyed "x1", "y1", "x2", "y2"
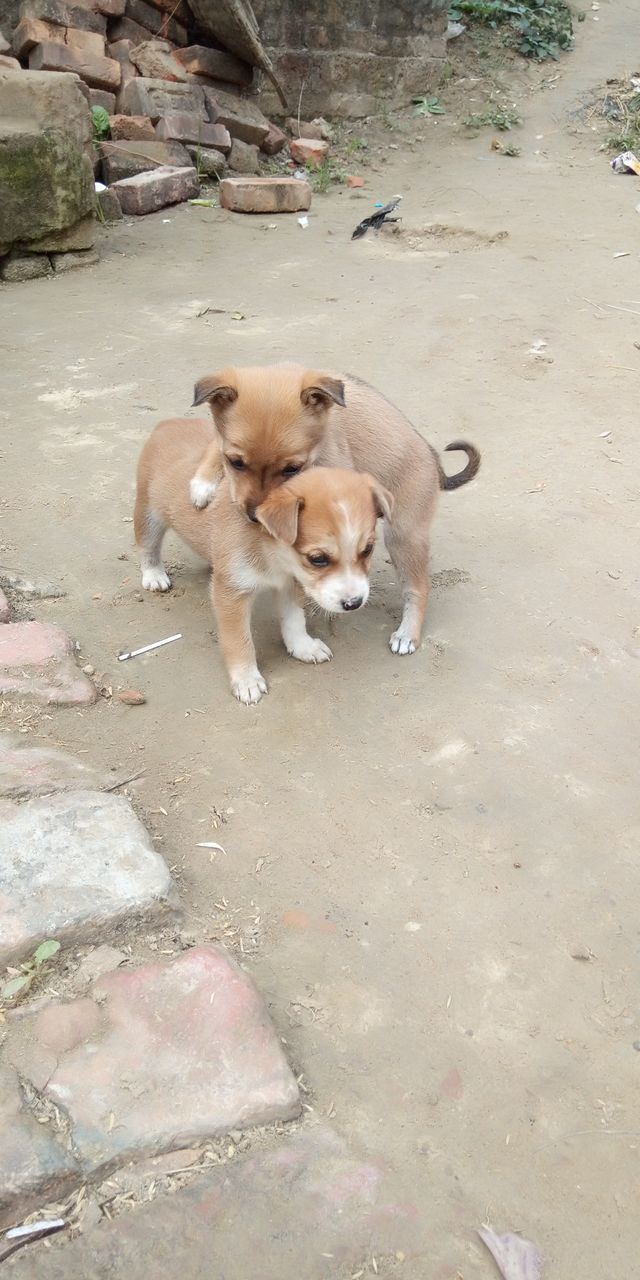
[
  {"x1": 390, "y1": 629, "x2": 417, "y2": 656},
  {"x1": 142, "y1": 566, "x2": 171, "y2": 592},
  {"x1": 231, "y1": 670, "x2": 268, "y2": 705},
  {"x1": 190, "y1": 476, "x2": 217, "y2": 510},
  {"x1": 288, "y1": 636, "x2": 333, "y2": 664}
]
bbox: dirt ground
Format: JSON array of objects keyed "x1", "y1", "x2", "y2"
[{"x1": 2, "y1": 3, "x2": 640, "y2": 1274}]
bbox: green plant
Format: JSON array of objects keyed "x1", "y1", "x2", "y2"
[
  {"x1": 309, "y1": 158, "x2": 346, "y2": 193},
  {"x1": 464, "y1": 103, "x2": 522, "y2": 130},
  {"x1": 1, "y1": 939, "x2": 61, "y2": 1003},
  {"x1": 412, "y1": 95, "x2": 445, "y2": 116},
  {"x1": 345, "y1": 136, "x2": 368, "y2": 155},
  {"x1": 449, "y1": 0, "x2": 573, "y2": 61},
  {"x1": 502, "y1": 142, "x2": 522, "y2": 155},
  {"x1": 91, "y1": 104, "x2": 110, "y2": 140}
]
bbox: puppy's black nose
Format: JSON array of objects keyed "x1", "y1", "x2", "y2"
[{"x1": 341, "y1": 596, "x2": 364, "y2": 611}]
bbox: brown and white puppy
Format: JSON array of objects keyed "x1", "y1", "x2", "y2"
[
  {"x1": 134, "y1": 418, "x2": 392, "y2": 704},
  {"x1": 188, "y1": 364, "x2": 480, "y2": 657}
]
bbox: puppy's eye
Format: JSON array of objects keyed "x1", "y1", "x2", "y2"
[
  {"x1": 361, "y1": 542, "x2": 374, "y2": 558},
  {"x1": 281, "y1": 464, "x2": 301, "y2": 478},
  {"x1": 228, "y1": 457, "x2": 246, "y2": 471},
  {"x1": 307, "y1": 553, "x2": 330, "y2": 568}
]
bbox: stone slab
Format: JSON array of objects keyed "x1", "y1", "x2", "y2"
[
  {"x1": 50, "y1": 248, "x2": 99, "y2": 271},
  {"x1": 99, "y1": 138, "x2": 189, "y2": 182},
  {"x1": 118, "y1": 74, "x2": 206, "y2": 121},
  {"x1": 174, "y1": 43, "x2": 252, "y2": 87},
  {"x1": 261, "y1": 121, "x2": 287, "y2": 155},
  {"x1": 0, "y1": 789, "x2": 177, "y2": 966},
  {"x1": 109, "y1": 111, "x2": 155, "y2": 139},
  {"x1": 12, "y1": 18, "x2": 105, "y2": 58},
  {"x1": 219, "y1": 175, "x2": 311, "y2": 214},
  {"x1": 129, "y1": 37, "x2": 188, "y2": 81},
  {"x1": 20, "y1": 0, "x2": 106, "y2": 35},
  {"x1": 0, "y1": 252, "x2": 52, "y2": 282},
  {"x1": 125, "y1": 0, "x2": 187, "y2": 45},
  {"x1": 185, "y1": 144, "x2": 225, "y2": 178},
  {"x1": 11, "y1": 946, "x2": 300, "y2": 1176},
  {"x1": 155, "y1": 112, "x2": 230, "y2": 151},
  {"x1": 0, "y1": 733, "x2": 107, "y2": 799},
  {"x1": 203, "y1": 85, "x2": 269, "y2": 145},
  {"x1": 0, "y1": 621, "x2": 96, "y2": 705},
  {"x1": 228, "y1": 136, "x2": 259, "y2": 173},
  {"x1": 28, "y1": 42, "x2": 121, "y2": 92},
  {"x1": 4, "y1": 1126, "x2": 419, "y2": 1276},
  {"x1": 0, "y1": 67, "x2": 92, "y2": 148},
  {"x1": 0, "y1": 1066, "x2": 78, "y2": 1231}
]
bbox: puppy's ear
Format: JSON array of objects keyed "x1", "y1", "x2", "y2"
[
  {"x1": 300, "y1": 373, "x2": 346, "y2": 411},
  {"x1": 255, "y1": 489, "x2": 304, "y2": 545},
  {"x1": 367, "y1": 477, "x2": 394, "y2": 522},
  {"x1": 192, "y1": 372, "x2": 238, "y2": 410}
]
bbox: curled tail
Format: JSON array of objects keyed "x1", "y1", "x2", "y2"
[{"x1": 436, "y1": 440, "x2": 481, "y2": 491}]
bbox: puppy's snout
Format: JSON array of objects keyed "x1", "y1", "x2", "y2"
[{"x1": 341, "y1": 595, "x2": 364, "y2": 612}]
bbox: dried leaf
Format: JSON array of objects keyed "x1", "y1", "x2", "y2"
[{"x1": 231, "y1": 311, "x2": 245, "y2": 321}]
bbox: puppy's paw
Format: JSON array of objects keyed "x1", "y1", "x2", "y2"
[
  {"x1": 231, "y1": 669, "x2": 268, "y2": 705},
  {"x1": 389, "y1": 629, "x2": 417, "y2": 656},
  {"x1": 288, "y1": 636, "x2": 333, "y2": 664},
  {"x1": 190, "y1": 475, "x2": 217, "y2": 510},
  {"x1": 142, "y1": 566, "x2": 171, "y2": 592}
]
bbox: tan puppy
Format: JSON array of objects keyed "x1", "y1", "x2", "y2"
[
  {"x1": 134, "y1": 418, "x2": 392, "y2": 704},
  {"x1": 188, "y1": 364, "x2": 480, "y2": 656}
]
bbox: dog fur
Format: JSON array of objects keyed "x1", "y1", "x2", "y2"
[
  {"x1": 189, "y1": 364, "x2": 480, "y2": 655},
  {"x1": 134, "y1": 417, "x2": 392, "y2": 704}
]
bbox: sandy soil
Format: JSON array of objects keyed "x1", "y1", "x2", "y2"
[{"x1": 2, "y1": 3, "x2": 639, "y2": 1274}]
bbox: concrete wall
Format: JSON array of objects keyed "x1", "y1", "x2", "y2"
[{"x1": 252, "y1": 0, "x2": 447, "y2": 119}]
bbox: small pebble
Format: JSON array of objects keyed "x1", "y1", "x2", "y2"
[
  {"x1": 83, "y1": 664, "x2": 95, "y2": 675},
  {"x1": 117, "y1": 689, "x2": 146, "y2": 706}
]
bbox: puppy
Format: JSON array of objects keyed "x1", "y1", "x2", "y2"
[
  {"x1": 134, "y1": 418, "x2": 392, "y2": 704},
  {"x1": 188, "y1": 364, "x2": 480, "y2": 656}
]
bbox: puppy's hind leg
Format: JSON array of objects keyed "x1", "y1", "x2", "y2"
[
  {"x1": 384, "y1": 523, "x2": 430, "y2": 656},
  {"x1": 134, "y1": 495, "x2": 171, "y2": 592}
]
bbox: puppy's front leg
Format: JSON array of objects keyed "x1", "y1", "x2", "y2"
[
  {"x1": 211, "y1": 575, "x2": 267, "y2": 704},
  {"x1": 191, "y1": 441, "x2": 224, "y2": 510},
  {"x1": 278, "y1": 584, "x2": 332, "y2": 664}
]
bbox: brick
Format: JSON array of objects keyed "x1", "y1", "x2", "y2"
[
  {"x1": 126, "y1": 0, "x2": 187, "y2": 44},
  {"x1": 174, "y1": 43, "x2": 252, "y2": 87},
  {"x1": 0, "y1": 1066, "x2": 78, "y2": 1232},
  {"x1": 0, "y1": 733, "x2": 108, "y2": 799},
  {"x1": 289, "y1": 137, "x2": 329, "y2": 167},
  {"x1": 139, "y1": 0, "x2": 190, "y2": 20},
  {"x1": 119, "y1": 75, "x2": 206, "y2": 121},
  {"x1": 107, "y1": 14, "x2": 148, "y2": 42},
  {"x1": 110, "y1": 111, "x2": 154, "y2": 139},
  {"x1": 12, "y1": 19, "x2": 107, "y2": 55},
  {"x1": 0, "y1": 620, "x2": 96, "y2": 703},
  {"x1": 12, "y1": 947, "x2": 300, "y2": 1177},
  {"x1": 29, "y1": 42, "x2": 121, "y2": 92},
  {"x1": 96, "y1": 184, "x2": 122, "y2": 218},
  {"x1": 51, "y1": 247, "x2": 99, "y2": 270},
  {"x1": 86, "y1": 85, "x2": 115, "y2": 110},
  {"x1": 99, "y1": 138, "x2": 189, "y2": 181},
  {"x1": 0, "y1": 250, "x2": 53, "y2": 281},
  {"x1": 0, "y1": 586, "x2": 9, "y2": 621},
  {"x1": 186, "y1": 144, "x2": 225, "y2": 178},
  {"x1": 220, "y1": 175, "x2": 311, "y2": 215},
  {"x1": 4, "y1": 1127, "x2": 421, "y2": 1277},
  {"x1": 0, "y1": 789, "x2": 177, "y2": 966},
  {"x1": 0, "y1": 53, "x2": 20, "y2": 69},
  {"x1": 108, "y1": 37, "x2": 137, "y2": 93},
  {"x1": 155, "y1": 112, "x2": 230, "y2": 151},
  {"x1": 204, "y1": 87, "x2": 269, "y2": 146},
  {"x1": 228, "y1": 136, "x2": 259, "y2": 174},
  {"x1": 130, "y1": 37, "x2": 188, "y2": 81},
  {"x1": 111, "y1": 163, "x2": 198, "y2": 213},
  {"x1": 261, "y1": 121, "x2": 287, "y2": 155},
  {"x1": 20, "y1": 0, "x2": 106, "y2": 35},
  {"x1": 94, "y1": 0, "x2": 125, "y2": 12}
]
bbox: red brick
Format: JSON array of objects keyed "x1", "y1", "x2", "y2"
[
  {"x1": 0, "y1": 52, "x2": 20, "y2": 69},
  {"x1": 86, "y1": 86, "x2": 115, "y2": 111},
  {"x1": 110, "y1": 111, "x2": 155, "y2": 139},
  {"x1": 129, "y1": 37, "x2": 188, "y2": 81},
  {"x1": 220, "y1": 175, "x2": 311, "y2": 214},
  {"x1": 14, "y1": 947, "x2": 300, "y2": 1175},
  {"x1": 261, "y1": 121, "x2": 287, "y2": 155},
  {"x1": 99, "y1": 139, "x2": 190, "y2": 182},
  {"x1": 111, "y1": 163, "x2": 198, "y2": 213},
  {"x1": 20, "y1": 0, "x2": 106, "y2": 35},
  {"x1": 119, "y1": 75, "x2": 206, "y2": 121},
  {"x1": 174, "y1": 43, "x2": 252, "y2": 87},
  {"x1": 155, "y1": 111, "x2": 230, "y2": 151},
  {"x1": 204, "y1": 86, "x2": 269, "y2": 146},
  {"x1": 29, "y1": 42, "x2": 121, "y2": 91},
  {"x1": 228, "y1": 137, "x2": 259, "y2": 173},
  {"x1": 108, "y1": 36, "x2": 137, "y2": 92},
  {"x1": 0, "y1": 621, "x2": 96, "y2": 705},
  {"x1": 108, "y1": 14, "x2": 148, "y2": 41},
  {"x1": 289, "y1": 137, "x2": 329, "y2": 167}
]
